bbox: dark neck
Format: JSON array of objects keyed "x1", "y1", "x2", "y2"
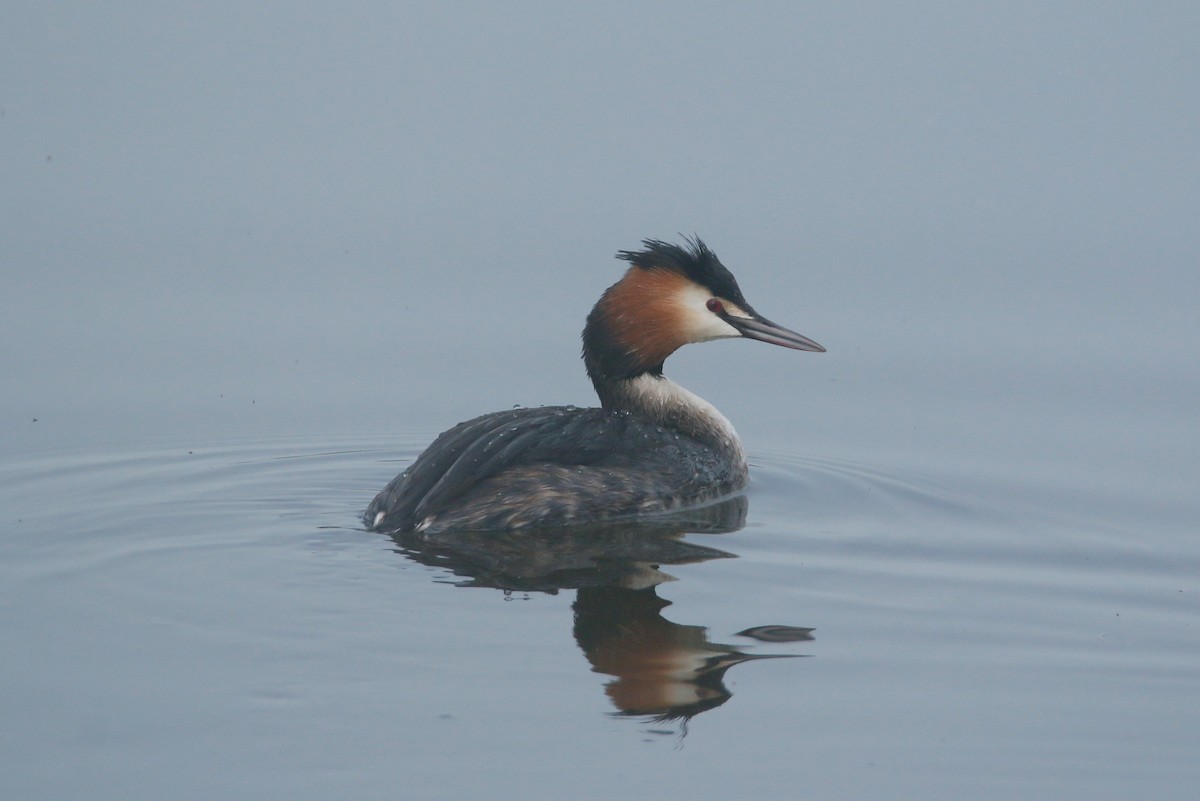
[
  {"x1": 582, "y1": 301, "x2": 660, "y2": 412},
  {"x1": 583, "y1": 315, "x2": 740, "y2": 456}
]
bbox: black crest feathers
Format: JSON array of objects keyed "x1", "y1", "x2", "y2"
[{"x1": 616, "y1": 237, "x2": 748, "y2": 308}]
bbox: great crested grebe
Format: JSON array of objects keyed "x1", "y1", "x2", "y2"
[{"x1": 365, "y1": 238, "x2": 824, "y2": 533}]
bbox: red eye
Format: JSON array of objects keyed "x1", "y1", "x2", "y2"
[{"x1": 706, "y1": 298, "x2": 724, "y2": 313}]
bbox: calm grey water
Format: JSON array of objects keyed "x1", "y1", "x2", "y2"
[
  {"x1": 3, "y1": 3, "x2": 1198, "y2": 799},
  {"x1": 2, "y1": 382, "x2": 1196, "y2": 799}
]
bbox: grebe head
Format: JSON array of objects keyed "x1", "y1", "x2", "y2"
[{"x1": 583, "y1": 237, "x2": 824, "y2": 405}]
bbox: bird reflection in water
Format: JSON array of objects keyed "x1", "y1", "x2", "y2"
[
  {"x1": 381, "y1": 495, "x2": 815, "y2": 730},
  {"x1": 573, "y1": 585, "x2": 806, "y2": 726}
]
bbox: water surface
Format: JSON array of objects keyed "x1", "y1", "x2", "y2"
[{"x1": 3, "y1": 411, "x2": 1195, "y2": 800}]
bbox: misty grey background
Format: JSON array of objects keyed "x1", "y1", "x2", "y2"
[
  {"x1": 3, "y1": 3, "x2": 1198, "y2": 800},
  {"x1": 5, "y1": 3, "x2": 1195, "y2": 452}
]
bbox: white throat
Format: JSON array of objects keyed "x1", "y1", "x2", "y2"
[{"x1": 624, "y1": 373, "x2": 745, "y2": 458}]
